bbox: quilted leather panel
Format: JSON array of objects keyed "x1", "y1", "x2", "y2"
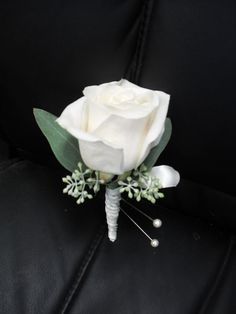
[
  {"x1": 138, "y1": 0, "x2": 236, "y2": 195},
  {"x1": 0, "y1": 160, "x2": 105, "y2": 313},
  {"x1": 0, "y1": 0, "x2": 143, "y2": 162},
  {"x1": 1, "y1": 160, "x2": 236, "y2": 313},
  {"x1": 65, "y1": 197, "x2": 236, "y2": 314}
]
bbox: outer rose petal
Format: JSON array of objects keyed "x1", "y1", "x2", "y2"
[
  {"x1": 84, "y1": 98, "x2": 113, "y2": 133},
  {"x1": 79, "y1": 139, "x2": 124, "y2": 174},
  {"x1": 92, "y1": 112, "x2": 156, "y2": 172},
  {"x1": 57, "y1": 97, "x2": 124, "y2": 174},
  {"x1": 137, "y1": 91, "x2": 170, "y2": 166},
  {"x1": 56, "y1": 96, "x2": 88, "y2": 134}
]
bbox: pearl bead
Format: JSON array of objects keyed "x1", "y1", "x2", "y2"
[
  {"x1": 153, "y1": 219, "x2": 162, "y2": 228},
  {"x1": 150, "y1": 239, "x2": 159, "y2": 247}
]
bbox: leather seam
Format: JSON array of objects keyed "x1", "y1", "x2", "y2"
[
  {"x1": 59, "y1": 223, "x2": 106, "y2": 314},
  {"x1": 198, "y1": 235, "x2": 235, "y2": 314},
  {"x1": 126, "y1": 0, "x2": 154, "y2": 84},
  {"x1": 0, "y1": 158, "x2": 25, "y2": 173}
]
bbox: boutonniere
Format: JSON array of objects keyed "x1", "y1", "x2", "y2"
[{"x1": 34, "y1": 79, "x2": 180, "y2": 247}]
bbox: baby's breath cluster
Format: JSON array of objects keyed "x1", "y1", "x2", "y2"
[
  {"x1": 62, "y1": 162, "x2": 105, "y2": 204},
  {"x1": 118, "y1": 164, "x2": 164, "y2": 204}
]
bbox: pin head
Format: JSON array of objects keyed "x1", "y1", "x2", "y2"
[
  {"x1": 150, "y1": 239, "x2": 159, "y2": 247},
  {"x1": 153, "y1": 219, "x2": 162, "y2": 228}
]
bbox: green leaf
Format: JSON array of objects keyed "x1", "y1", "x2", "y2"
[
  {"x1": 33, "y1": 108, "x2": 82, "y2": 172},
  {"x1": 143, "y1": 118, "x2": 172, "y2": 169}
]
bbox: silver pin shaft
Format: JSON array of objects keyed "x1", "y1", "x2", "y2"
[{"x1": 120, "y1": 207, "x2": 152, "y2": 241}]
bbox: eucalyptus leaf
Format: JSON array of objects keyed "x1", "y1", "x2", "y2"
[
  {"x1": 33, "y1": 108, "x2": 82, "y2": 172},
  {"x1": 143, "y1": 118, "x2": 172, "y2": 169}
]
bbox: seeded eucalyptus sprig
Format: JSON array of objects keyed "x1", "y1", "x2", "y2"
[
  {"x1": 62, "y1": 162, "x2": 164, "y2": 205},
  {"x1": 62, "y1": 162, "x2": 105, "y2": 204},
  {"x1": 118, "y1": 164, "x2": 164, "y2": 204}
]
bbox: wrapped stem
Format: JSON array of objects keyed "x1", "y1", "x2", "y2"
[{"x1": 105, "y1": 187, "x2": 121, "y2": 242}]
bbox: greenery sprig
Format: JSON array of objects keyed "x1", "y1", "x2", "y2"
[
  {"x1": 62, "y1": 162, "x2": 105, "y2": 204},
  {"x1": 62, "y1": 163, "x2": 164, "y2": 205},
  {"x1": 118, "y1": 164, "x2": 164, "y2": 204}
]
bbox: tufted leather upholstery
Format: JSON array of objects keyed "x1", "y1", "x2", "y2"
[{"x1": 0, "y1": 1, "x2": 236, "y2": 313}]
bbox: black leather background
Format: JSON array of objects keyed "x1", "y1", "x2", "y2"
[
  {"x1": 1, "y1": 0, "x2": 235, "y2": 195},
  {"x1": 0, "y1": 0, "x2": 143, "y2": 165},
  {"x1": 139, "y1": 0, "x2": 236, "y2": 195},
  {"x1": 0, "y1": 160, "x2": 235, "y2": 314}
]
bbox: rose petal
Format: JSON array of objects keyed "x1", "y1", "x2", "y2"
[
  {"x1": 92, "y1": 113, "x2": 156, "y2": 172},
  {"x1": 56, "y1": 96, "x2": 89, "y2": 133},
  {"x1": 84, "y1": 80, "x2": 159, "y2": 120},
  {"x1": 79, "y1": 139, "x2": 124, "y2": 174},
  {"x1": 57, "y1": 97, "x2": 124, "y2": 174}
]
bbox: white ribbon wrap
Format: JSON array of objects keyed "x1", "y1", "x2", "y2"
[
  {"x1": 105, "y1": 165, "x2": 180, "y2": 242},
  {"x1": 150, "y1": 165, "x2": 180, "y2": 188},
  {"x1": 105, "y1": 187, "x2": 121, "y2": 242}
]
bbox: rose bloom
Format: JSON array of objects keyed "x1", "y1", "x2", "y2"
[{"x1": 57, "y1": 79, "x2": 170, "y2": 175}]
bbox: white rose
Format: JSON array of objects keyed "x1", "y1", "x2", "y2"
[{"x1": 57, "y1": 79, "x2": 170, "y2": 175}]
